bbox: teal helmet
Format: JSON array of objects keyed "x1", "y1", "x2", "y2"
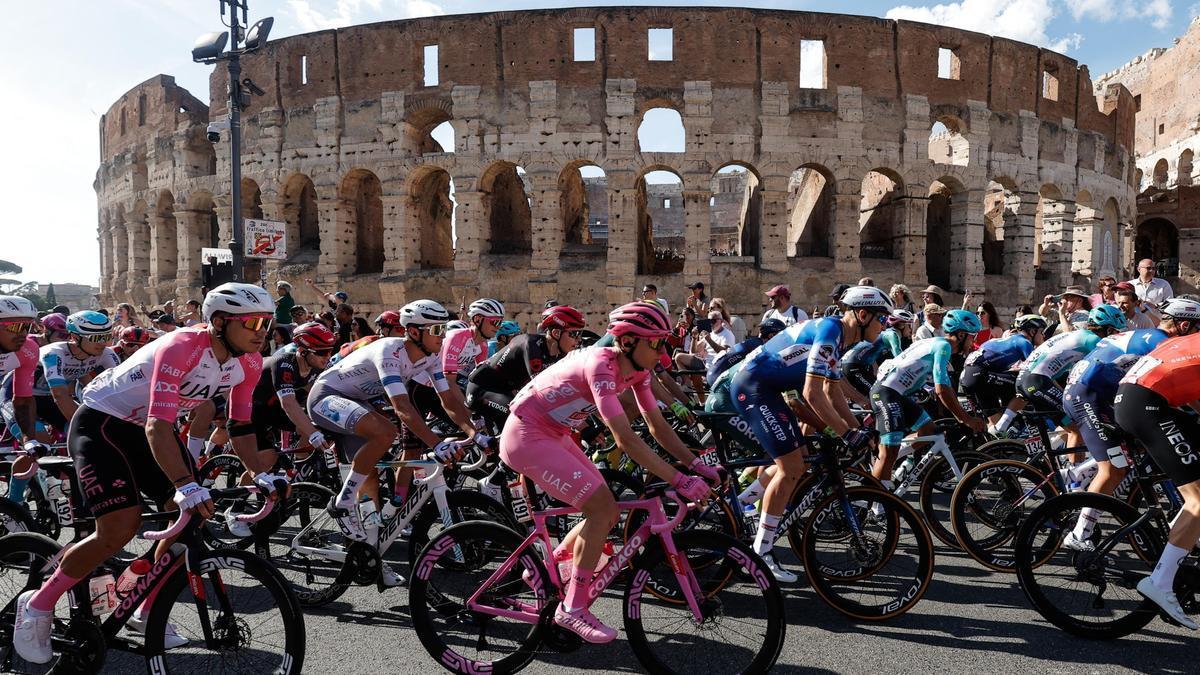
[
  {"x1": 66, "y1": 311, "x2": 114, "y2": 337},
  {"x1": 942, "y1": 309, "x2": 983, "y2": 335},
  {"x1": 496, "y1": 320, "x2": 521, "y2": 337},
  {"x1": 1088, "y1": 304, "x2": 1127, "y2": 330}
]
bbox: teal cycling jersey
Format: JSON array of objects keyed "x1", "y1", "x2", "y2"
[
  {"x1": 1022, "y1": 329, "x2": 1101, "y2": 380},
  {"x1": 877, "y1": 337, "x2": 953, "y2": 396},
  {"x1": 34, "y1": 342, "x2": 120, "y2": 397},
  {"x1": 842, "y1": 328, "x2": 903, "y2": 370}
]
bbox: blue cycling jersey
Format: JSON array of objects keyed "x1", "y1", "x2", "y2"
[
  {"x1": 740, "y1": 317, "x2": 845, "y2": 391},
  {"x1": 1065, "y1": 329, "x2": 1168, "y2": 399},
  {"x1": 706, "y1": 337, "x2": 763, "y2": 387},
  {"x1": 842, "y1": 328, "x2": 902, "y2": 370},
  {"x1": 965, "y1": 333, "x2": 1033, "y2": 371}
]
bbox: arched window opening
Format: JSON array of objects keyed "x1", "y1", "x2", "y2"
[
  {"x1": 1100, "y1": 198, "x2": 1120, "y2": 276},
  {"x1": 112, "y1": 206, "x2": 128, "y2": 276},
  {"x1": 1136, "y1": 218, "x2": 1180, "y2": 277},
  {"x1": 403, "y1": 108, "x2": 455, "y2": 156},
  {"x1": 637, "y1": 108, "x2": 685, "y2": 153},
  {"x1": 156, "y1": 191, "x2": 178, "y2": 283},
  {"x1": 787, "y1": 166, "x2": 833, "y2": 257},
  {"x1": 430, "y1": 121, "x2": 455, "y2": 154},
  {"x1": 343, "y1": 170, "x2": 384, "y2": 274},
  {"x1": 926, "y1": 178, "x2": 966, "y2": 289},
  {"x1": 483, "y1": 163, "x2": 533, "y2": 255},
  {"x1": 241, "y1": 178, "x2": 263, "y2": 220},
  {"x1": 282, "y1": 174, "x2": 320, "y2": 263},
  {"x1": 709, "y1": 164, "x2": 761, "y2": 260},
  {"x1": 1180, "y1": 149, "x2": 1194, "y2": 187},
  {"x1": 929, "y1": 117, "x2": 969, "y2": 166},
  {"x1": 859, "y1": 170, "x2": 903, "y2": 260},
  {"x1": 637, "y1": 170, "x2": 684, "y2": 274},
  {"x1": 1152, "y1": 158, "x2": 1169, "y2": 189},
  {"x1": 560, "y1": 164, "x2": 607, "y2": 248},
  {"x1": 982, "y1": 180, "x2": 1015, "y2": 275},
  {"x1": 412, "y1": 168, "x2": 455, "y2": 269}
]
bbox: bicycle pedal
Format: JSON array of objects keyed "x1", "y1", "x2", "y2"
[{"x1": 543, "y1": 624, "x2": 583, "y2": 653}]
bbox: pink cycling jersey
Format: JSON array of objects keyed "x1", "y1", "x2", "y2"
[
  {"x1": 441, "y1": 328, "x2": 487, "y2": 377},
  {"x1": 509, "y1": 346, "x2": 657, "y2": 430},
  {"x1": 81, "y1": 325, "x2": 262, "y2": 424},
  {"x1": 0, "y1": 336, "x2": 38, "y2": 398}
]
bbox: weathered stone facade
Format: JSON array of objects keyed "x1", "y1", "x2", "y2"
[{"x1": 97, "y1": 8, "x2": 1135, "y2": 329}]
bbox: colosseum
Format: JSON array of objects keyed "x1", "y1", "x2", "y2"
[{"x1": 95, "y1": 7, "x2": 1137, "y2": 328}]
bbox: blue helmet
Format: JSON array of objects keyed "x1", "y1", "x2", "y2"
[
  {"x1": 1088, "y1": 304, "x2": 1127, "y2": 330},
  {"x1": 66, "y1": 311, "x2": 113, "y2": 337},
  {"x1": 496, "y1": 320, "x2": 521, "y2": 337},
  {"x1": 942, "y1": 309, "x2": 983, "y2": 335}
]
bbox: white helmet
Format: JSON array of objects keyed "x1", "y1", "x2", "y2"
[
  {"x1": 400, "y1": 299, "x2": 450, "y2": 327},
  {"x1": 841, "y1": 286, "x2": 893, "y2": 312},
  {"x1": 467, "y1": 298, "x2": 505, "y2": 319},
  {"x1": 1161, "y1": 297, "x2": 1200, "y2": 321},
  {"x1": 0, "y1": 296, "x2": 36, "y2": 320},
  {"x1": 202, "y1": 283, "x2": 276, "y2": 321},
  {"x1": 446, "y1": 319, "x2": 470, "y2": 332}
]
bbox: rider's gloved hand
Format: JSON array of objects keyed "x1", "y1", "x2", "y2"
[
  {"x1": 433, "y1": 439, "x2": 463, "y2": 463},
  {"x1": 688, "y1": 457, "x2": 721, "y2": 483},
  {"x1": 671, "y1": 472, "x2": 710, "y2": 502},
  {"x1": 472, "y1": 432, "x2": 494, "y2": 451},
  {"x1": 669, "y1": 401, "x2": 691, "y2": 422},
  {"x1": 253, "y1": 472, "x2": 290, "y2": 496},
  {"x1": 22, "y1": 440, "x2": 48, "y2": 456},
  {"x1": 308, "y1": 430, "x2": 330, "y2": 450},
  {"x1": 173, "y1": 482, "x2": 212, "y2": 512},
  {"x1": 843, "y1": 428, "x2": 873, "y2": 454}
]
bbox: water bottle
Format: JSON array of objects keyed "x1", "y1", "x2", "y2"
[
  {"x1": 479, "y1": 471, "x2": 503, "y2": 505},
  {"x1": 359, "y1": 499, "x2": 380, "y2": 546},
  {"x1": 892, "y1": 456, "x2": 916, "y2": 486},
  {"x1": 115, "y1": 559, "x2": 153, "y2": 599},
  {"x1": 89, "y1": 574, "x2": 118, "y2": 615}
]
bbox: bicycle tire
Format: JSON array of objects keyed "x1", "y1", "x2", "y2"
[
  {"x1": 784, "y1": 466, "x2": 881, "y2": 551},
  {"x1": 409, "y1": 520, "x2": 548, "y2": 675},
  {"x1": 623, "y1": 530, "x2": 785, "y2": 675},
  {"x1": 0, "y1": 495, "x2": 36, "y2": 535},
  {"x1": 255, "y1": 482, "x2": 347, "y2": 607},
  {"x1": 144, "y1": 547, "x2": 306, "y2": 674},
  {"x1": 950, "y1": 458, "x2": 1058, "y2": 572},
  {"x1": 1013, "y1": 491, "x2": 1160, "y2": 639},
  {"x1": 0, "y1": 532, "x2": 84, "y2": 672},
  {"x1": 917, "y1": 449, "x2": 992, "y2": 548},
  {"x1": 802, "y1": 486, "x2": 935, "y2": 621},
  {"x1": 975, "y1": 437, "x2": 1034, "y2": 461},
  {"x1": 407, "y1": 489, "x2": 519, "y2": 568}
]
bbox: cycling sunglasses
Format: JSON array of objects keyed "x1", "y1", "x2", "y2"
[
  {"x1": 483, "y1": 317, "x2": 502, "y2": 327},
  {"x1": 645, "y1": 337, "x2": 667, "y2": 350},
  {"x1": 566, "y1": 330, "x2": 583, "y2": 339},
  {"x1": 423, "y1": 324, "x2": 447, "y2": 337},
  {"x1": 0, "y1": 321, "x2": 36, "y2": 335},
  {"x1": 230, "y1": 315, "x2": 273, "y2": 332},
  {"x1": 79, "y1": 332, "x2": 114, "y2": 343},
  {"x1": 309, "y1": 348, "x2": 335, "y2": 357}
]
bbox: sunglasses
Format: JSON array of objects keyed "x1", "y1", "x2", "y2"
[
  {"x1": 483, "y1": 317, "x2": 501, "y2": 327},
  {"x1": 309, "y1": 348, "x2": 334, "y2": 357},
  {"x1": 566, "y1": 330, "x2": 583, "y2": 339},
  {"x1": 645, "y1": 337, "x2": 667, "y2": 350},
  {"x1": 80, "y1": 332, "x2": 114, "y2": 343},
  {"x1": 230, "y1": 316, "x2": 273, "y2": 332},
  {"x1": 423, "y1": 324, "x2": 447, "y2": 337},
  {"x1": 1, "y1": 321, "x2": 36, "y2": 335}
]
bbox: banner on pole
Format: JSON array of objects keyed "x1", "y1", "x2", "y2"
[
  {"x1": 201, "y1": 247, "x2": 233, "y2": 264},
  {"x1": 244, "y1": 219, "x2": 288, "y2": 260}
]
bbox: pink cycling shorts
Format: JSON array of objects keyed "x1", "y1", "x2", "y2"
[{"x1": 499, "y1": 415, "x2": 605, "y2": 508}]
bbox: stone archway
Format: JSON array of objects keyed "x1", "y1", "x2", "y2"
[
  {"x1": 787, "y1": 164, "x2": 834, "y2": 258},
  {"x1": 481, "y1": 161, "x2": 533, "y2": 255},
  {"x1": 1136, "y1": 218, "x2": 1179, "y2": 277},
  {"x1": 859, "y1": 169, "x2": 904, "y2": 260},
  {"x1": 710, "y1": 162, "x2": 761, "y2": 261},
  {"x1": 342, "y1": 169, "x2": 384, "y2": 274},
  {"x1": 637, "y1": 168, "x2": 685, "y2": 274}
]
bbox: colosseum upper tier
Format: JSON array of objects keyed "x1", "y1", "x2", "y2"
[{"x1": 96, "y1": 7, "x2": 1137, "y2": 327}]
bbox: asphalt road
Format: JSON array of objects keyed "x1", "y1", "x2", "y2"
[{"x1": 84, "y1": 537, "x2": 1193, "y2": 674}]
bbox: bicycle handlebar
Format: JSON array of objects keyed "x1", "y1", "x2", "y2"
[
  {"x1": 651, "y1": 491, "x2": 693, "y2": 535},
  {"x1": 143, "y1": 486, "x2": 277, "y2": 541}
]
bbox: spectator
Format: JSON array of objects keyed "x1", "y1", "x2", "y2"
[
  {"x1": 1090, "y1": 275, "x2": 1117, "y2": 308},
  {"x1": 668, "y1": 307, "x2": 696, "y2": 353},
  {"x1": 289, "y1": 305, "x2": 310, "y2": 325},
  {"x1": 707, "y1": 318, "x2": 786, "y2": 387},
  {"x1": 154, "y1": 314, "x2": 177, "y2": 333},
  {"x1": 640, "y1": 284, "x2": 668, "y2": 315},
  {"x1": 305, "y1": 278, "x2": 349, "y2": 310},
  {"x1": 114, "y1": 303, "x2": 139, "y2": 328},
  {"x1": 50, "y1": 304, "x2": 70, "y2": 316},
  {"x1": 914, "y1": 304, "x2": 945, "y2": 340},
  {"x1": 317, "y1": 310, "x2": 336, "y2": 332},
  {"x1": 917, "y1": 285, "x2": 946, "y2": 326},
  {"x1": 889, "y1": 284, "x2": 916, "y2": 313},
  {"x1": 1115, "y1": 287, "x2": 1160, "y2": 329},
  {"x1": 350, "y1": 316, "x2": 372, "y2": 341},
  {"x1": 180, "y1": 300, "x2": 202, "y2": 326},
  {"x1": 972, "y1": 300, "x2": 1003, "y2": 348},
  {"x1": 334, "y1": 303, "x2": 355, "y2": 346},
  {"x1": 708, "y1": 297, "x2": 746, "y2": 342},
  {"x1": 761, "y1": 284, "x2": 808, "y2": 326},
  {"x1": 700, "y1": 310, "x2": 736, "y2": 370},
  {"x1": 275, "y1": 281, "x2": 296, "y2": 326},
  {"x1": 858, "y1": 277, "x2": 874, "y2": 286},
  {"x1": 1038, "y1": 285, "x2": 1091, "y2": 335},
  {"x1": 1129, "y1": 258, "x2": 1173, "y2": 304},
  {"x1": 685, "y1": 281, "x2": 709, "y2": 314}
]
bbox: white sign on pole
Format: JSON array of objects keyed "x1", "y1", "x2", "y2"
[
  {"x1": 201, "y1": 247, "x2": 233, "y2": 264},
  {"x1": 244, "y1": 219, "x2": 288, "y2": 260}
]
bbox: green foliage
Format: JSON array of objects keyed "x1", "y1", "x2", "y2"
[{"x1": 0, "y1": 260, "x2": 21, "y2": 276}]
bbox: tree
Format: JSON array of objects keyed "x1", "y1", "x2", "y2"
[
  {"x1": 45, "y1": 284, "x2": 57, "y2": 308},
  {"x1": 0, "y1": 260, "x2": 21, "y2": 276}
]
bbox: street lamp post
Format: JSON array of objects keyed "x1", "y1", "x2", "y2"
[{"x1": 192, "y1": 0, "x2": 273, "y2": 283}]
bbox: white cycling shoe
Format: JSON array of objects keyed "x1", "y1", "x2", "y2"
[
  {"x1": 224, "y1": 508, "x2": 252, "y2": 538},
  {"x1": 1062, "y1": 531, "x2": 1095, "y2": 552},
  {"x1": 1137, "y1": 577, "x2": 1198, "y2": 630},
  {"x1": 380, "y1": 562, "x2": 405, "y2": 588},
  {"x1": 128, "y1": 611, "x2": 189, "y2": 649},
  {"x1": 13, "y1": 590, "x2": 53, "y2": 664},
  {"x1": 327, "y1": 499, "x2": 368, "y2": 542},
  {"x1": 762, "y1": 553, "x2": 799, "y2": 584}
]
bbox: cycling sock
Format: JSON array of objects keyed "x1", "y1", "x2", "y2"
[
  {"x1": 7, "y1": 477, "x2": 29, "y2": 502},
  {"x1": 995, "y1": 409, "x2": 1017, "y2": 433},
  {"x1": 1071, "y1": 507, "x2": 1098, "y2": 541},
  {"x1": 737, "y1": 478, "x2": 765, "y2": 506},
  {"x1": 336, "y1": 470, "x2": 368, "y2": 510},
  {"x1": 28, "y1": 567, "x2": 81, "y2": 613},
  {"x1": 753, "y1": 513, "x2": 781, "y2": 557},
  {"x1": 563, "y1": 565, "x2": 595, "y2": 613},
  {"x1": 1150, "y1": 542, "x2": 1189, "y2": 591},
  {"x1": 186, "y1": 436, "x2": 206, "y2": 462}
]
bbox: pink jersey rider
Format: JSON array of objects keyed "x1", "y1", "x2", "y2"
[
  {"x1": 440, "y1": 327, "x2": 487, "y2": 379},
  {"x1": 0, "y1": 335, "x2": 39, "y2": 398}
]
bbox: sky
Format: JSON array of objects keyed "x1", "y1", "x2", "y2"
[{"x1": 2, "y1": 0, "x2": 1197, "y2": 286}]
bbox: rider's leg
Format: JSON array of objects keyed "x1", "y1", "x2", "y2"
[
  {"x1": 754, "y1": 449, "x2": 806, "y2": 557},
  {"x1": 339, "y1": 412, "x2": 394, "y2": 509},
  {"x1": 1154, "y1": 481, "x2": 1200, "y2": 587},
  {"x1": 27, "y1": 506, "x2": 141, "y2": 612}
]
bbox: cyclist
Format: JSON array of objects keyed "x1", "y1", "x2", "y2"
[
  {"x1": 112, "y1": 325, "x2": 157, "y2": 362},
  {"x1": 960, "y1": 314, "x2": 1046, "y2": 428},
  {"x1": 465, "y1": 305, "x2": 586, "y2": 433},
  {"x1": 1114, "y1": 330, "x2": 1200, "y2": 630},
  {"x1": 729, "y1": 286, "x2": 889, "y2": 581},
  {"x1": 13, "y1": 283, "x2": 287, "y2": 664},
  {"x1": 34, "y1": 311, "x2": 119, "y2": 432},
  {"x1": 706, "y1": 318, "x2": 786, "y2": 388},
  {"x1": 35, "y1": 313, "x2": 69, "y2": 347},
  {"x1": 308, "y1": 299, "x2": 487, "y2": 545},
  {"x1": 329, "y1": 310, "x2": 403, "y2": 364},
  {"x1": 0, "y1": 296, "x2": 45, "y2": 500},
  {"x1": 871, "y1": 309, "x2": 987, "y2": 484},
  {"x1": 1061, "y1": 297, "x2": 1200, "y2": 551},
  {"x1": 489, "y1": 320, "x2": 521, "y2": 357},
  {"x1": 500, "y1": 301, "x2": 712, "y2": 643},
  {"x1": 444, "y1": 298, "x2": 505, "y2": 385},
  {"x1": 842, "y1": 308, "x2": 913, "y2": 405},
  {"x1": 249, "y1": 321, "x2": 337, "y2": 460}
]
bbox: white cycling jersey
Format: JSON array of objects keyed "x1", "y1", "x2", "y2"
[
  {"x1": 35, "y1": 342, "x2": 120, "y2": 397},
  {"x1": 311, "y1": 336, "x2": 448, "y2": 401}
]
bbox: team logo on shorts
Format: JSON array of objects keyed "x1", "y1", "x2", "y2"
[{"x1": 737, "y1": 393, "x2": 746, "y2": 401}]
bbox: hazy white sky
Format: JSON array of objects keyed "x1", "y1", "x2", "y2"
[{"x1": 0, "y1": 0, "x2": 1192, "y2": 286}]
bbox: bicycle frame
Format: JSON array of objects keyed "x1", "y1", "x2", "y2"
[{"x1": 891, "y1": 434, "x2": 961, "y2": 497}]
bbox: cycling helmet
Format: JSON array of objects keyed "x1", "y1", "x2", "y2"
[
  {"x1": 1013, "y1": 314, "x2": 1048, "y2": 333},
  {"x1": 202, "y1": 283, "x2": 276, "y2": 321},
  {"x1": 292, "y1": 321, "x2": 337, "y2": 350},
  {"x1": 40, "y1": 313, "x2": 67, "y2": 334},
  {"x1": 0, "y1": 296, "x2": 36, "y2": 320},
  {"x1": 841, "y1": 286, "x2": 894, "y2": 312},
  {"x1": 540, "y1": 305, "x2": 586, "y2": 331},
  {"x1": 759, "y1": 318, "x2": 786, "y2": 336},
  {"x1": 446, "y1": 319, "x2": 470, "y2": 332},
  {"x1": 374, "y1": 310, "x2": 401, "y2": 329},
  {"x1": 399, "y1": 299, "x2": 450, "y2": 327},
  {"x1": 496, "y1": 320, "x2": 522, "y2": 337},
  {"x1": 468, "y1": 298, "x2": 505, "y2": 319},
  {"x1": 1160, "y1": 297, "x2": 1200, "y2": 321},
  {"x1": 1088, "y1": 304, "x2": 1127, "y2": 330},
  {"x1": 942, "y1": 309, "x2": 983, "y2": 335},
  {"x1": 607, "y1": 302, "x2": 671, "y2": 340},
  {"x1": 118, "y1": 326, "x2": 156, "y2": 346},
  {"x1": 887, "y1": 309, "x2": 916, "y2": 326},
  {"x1": 67, "y1": 311, "x2": 114, "y2": 336}
]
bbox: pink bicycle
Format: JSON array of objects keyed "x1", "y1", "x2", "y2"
[{"x1": 408, "y1": 481, "x2": 785, "y2": 675}]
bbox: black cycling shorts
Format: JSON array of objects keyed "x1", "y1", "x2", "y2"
[
  {"x1": 1016, "y1": 371, "x2": 1064, "y2": 414},
  {"x1": 464, "y1": 380, "x2": 513, "y2": 435},
  {"x1": 843, "y1": 365, "x2": 873, "y2": 398},
  {"x1": 959, "y1": 364, "x2": 1016, "y2": 413},
  {"x1": 1115, "y1": 384, "x2": 1200, "y2": 487},
  {"x1": 870, "y1": 384, "x2": 931, "y2": 446},
  {"x1": 1063, "y1": 382, "x2": 1119, "y2": 464},
  {"x1": 69, "y1": 405, "x2": 187, "y2": 517}
]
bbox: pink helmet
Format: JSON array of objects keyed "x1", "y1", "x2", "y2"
[
  {"x1": 607, "y1": 302, "x2": 670, "y2": 340},
  {"x1": 40, "y1": 313, "x2": 67, "y2": 334}
]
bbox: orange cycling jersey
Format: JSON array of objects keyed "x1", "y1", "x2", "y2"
[{"x1": 1120, "y1": 332, "x2": 1200, "y2": 407}]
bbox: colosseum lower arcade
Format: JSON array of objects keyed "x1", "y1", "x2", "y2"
[{"x1": 96, "y1": 8, "x2": 1136, "y2": 329}]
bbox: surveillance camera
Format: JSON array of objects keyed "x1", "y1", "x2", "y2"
[
  {"x1": 206, "y1": 119, "x2": 230, "y2": 143},
  {"x1": 242, "y1": 78, "x2": 266, "y2": 97}
]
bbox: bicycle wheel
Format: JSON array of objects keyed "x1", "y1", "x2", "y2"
[
  {"x1": 975, "y1": 437, "x2": 1033, "y2": 461},
  {"x1": 144, "y1": 547, "x2": 305, "y2": 673},
  {"x1": 254, "y1": 482, "x2": 348, "y2": 607},
  {"x1": 624, "y1": 530, "x2": 785, "y2": 675},
  {"x1": 1014, "y1": 492, "x2": 1159, "y2": 639},
  {"x1": 801, "y1": 486, "x2": 935, "y2": 621},
  {"x1": 0, "y1": 532, "x2": 82, "y2": 673},
  {"x1": 407, "y1": 490, "x2": 519, "y2": 568},
  {"x1": 950, "y1": 459, "x2": 1058, "y2": 572},
  {"x1": 0, "y1": 497, "x2": 36, "y2": 535},
  {"x1": 917, "y1": 449, "x2": 992, "y2": 548},
  {"x1": 785, "y1": 466, "x2": 880, "y2": 550},
  {"x1": 409, "y1": 521, "x2": 548, "y2": 675}
]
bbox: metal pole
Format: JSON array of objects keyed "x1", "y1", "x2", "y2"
[{"x1": 227, "y1": 3, "x2": 244, "y2": 281}]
